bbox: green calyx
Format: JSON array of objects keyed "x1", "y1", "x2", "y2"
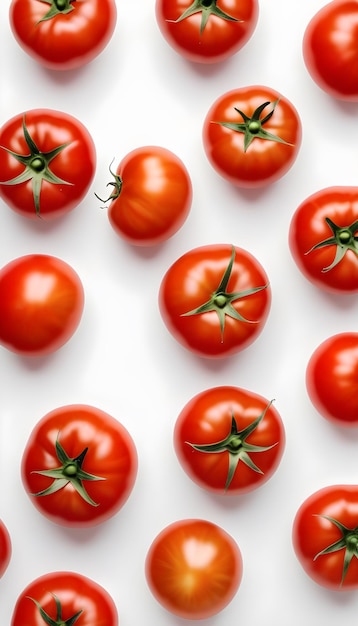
[
  {"x1": 168, "y1": 0, "x2": 241, "y2": 35},
  {"x1": 31, "y1": 436, "x2": 105, "y2": 506},
  {"x1": 28, "y1": 594, "x2": 82, "y2": 626},
  {"x1": 305, "y1": 217, "x2": 358, "y2": 272},
  {"x1": 38, "y1": 0, "x2": 75, "y2": 21},
  {"x1": 186, "y1": 401, "x2": 276, "y2": 490},
  {"x1": 214, "y1": 99, "x2": 294, "y2": 152},
  {"x1": 0, "y1": 115, "x2": 73, "y2": 216},
  {"x1": 94, "y1": 160, "x2": 123, "y2": 206},
  {"x1": 314, "y1": 515, "x2": 358, "y2": 586},
  {"x1": 181, "y1": 245, "x2": 268, "y2": 342}
]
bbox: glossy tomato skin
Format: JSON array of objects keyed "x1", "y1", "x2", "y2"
[
  {"x1": 21, "y1": 404, "x2": 138, "y2": 527},
  {"x1": 202, "y1": 85, "x2": 302, "y2": 188},
  {"x1": 292, "y1": 485, "x2": 358, "y2": 590},
  {"x1": 11, "y1": 571, "x2": 118, "y2": 625},
  {"x1": 0, "y1": 520, "x2": 11, "y2": 578},
  {"x1": 0, "y1": 254, "x2": 84, "y2": 356},
  {"x1": 306, "y1": 332, "x2": 358, "y2": 427},
  {"x1": 289, "y1": 187, "x2": 358, "y2": 293},
  {"x1": 0, "y1": 109, "x2": 96, "y2": 220},
  {"x1": 174, "y1": 386, "x2": 285, "y2": 494},
  {"x1": 159, "y1": 244, "x2": 271, "y2": 358},
  {"x1": 303, "y1": 1, "x2": 358, "y2": 101},
  {"x1": 104, "y1": 146, "x2": 192, "y2": 246},
  {"x1": 9, "y1": 0, "x2": 117, "y2": 71},
  {"x1": 155, "y1": 0, "x2": 258, "y2": 64},
  {"x1": 145, "y1": 518, "x2": 243, "y2": 619}
]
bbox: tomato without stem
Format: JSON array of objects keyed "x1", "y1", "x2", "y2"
[
  {"x1": 159, "y1": 243, "x2": 271, "y2": 358},
  {"x1": 0, "y1": 109, "x2": 96, "y2": 220},
  {"x1": 145, "y1": 518, "x2": 243, "y2": 620},
  {"x1": 303, "y1": 0, "x2": 358, "y2": 101},
  {"x1": 96, "y1": 146, "x2": 192, "y2": 246},
  {"x1": 9, "y1": 0, "x2": 117, "y2": 71},
  {"x1": 11, "y1": 571, "x2": 118, "y2": 626},
  {"x1": 21, "y1": 404, "x2": 138, "y2": 527},
  {"x1": 174, "y1": 386, "x2": 285, "y2": 494},
  {"x1": 0, "y1": 254, "x2": 84, "y2": 356},
  {"x1": 155, "y1": 0, "x2": 259, "y2": 64},
  {"x1": 293, "y1": 485, "x2": 358, "y2": 590},
  {"x1": 306, "y1": 332, "x2": 358, "y2": 427},
  {"x1": 0, "y1": 520, "x2": 11, "y2": 578},
  {"x1": 289, "y1": 187, "x2": 358, "y2": 293},
  {"x1": 202, "y1": 85, "x2": 302, "y2": 188}
]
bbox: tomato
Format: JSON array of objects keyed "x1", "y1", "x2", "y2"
[
  {"x1": 0, "y1": 109, "x2": 96, "y2": 220},
  {"x1": 159, "y1": 243, "x2": 271, "y2": 358},
  {"x1": 0, "y1": 254, "x2": 84, "y2": 356},
  {"x1": 306, "y1": 332, "x2": 358, "y2": 428},
  {"x1": 289, "y1": 186, "x2": 358, "y2": 294},
  {"x1": 9, "y1": 0, "x2": 117, "y2": 71},
  {"x1": 155, "y1": 0, "x2": 259, "y2": 64},
  {"x1": 292, "y1": 485, "x2": 358, "y2": 590},
  {"x1": 174, "y1": 386, "x2": 285, "y2": 494},
  {"x1": 96, "y1": 146, "x2": 192, "y2": 246},
  {"x1": 303, "y1": 1, "x2": 358, "y2": 101},
  {"x1": 0, "y1": 520, "x2": 11, "y2": 578},
  {"x1": 21, "y1": 404, "x2": 138, "y2": 527},
  {"x1": 145, "y1": 518, "x2": 242, "y2": 619},
  {"x1": 11, "y1": 571, "x2": 118, "y2": 625},
  {"x1": 202, "y1": 85, "x2": 302, "y2": 188}
]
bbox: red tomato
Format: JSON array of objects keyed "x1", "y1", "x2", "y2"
[
  {"x1": 11, "y1": 571, "x2": 118, "y2": 625},
  {"x1": 306, "y1": 332, "x2": 358, "y2": 427},
  {"x1": 9, "y1": 0, "x2": 117, "y2": 71},
  {"x1": 0, "y1": 109, "x2": 96, "y2": 220},
  {"x1": 292, "y1": 485, "x2": 358, "y2": 590},
  {"x1": 145, "y1": 518, "x2": 243, "y2": 619},
  {"x1": 159, "y1": 243, "x2": 271, "y2": 358},
  {"x1": 0, "y1": 254, "x2": 84, "y2": 356},
  {"x1": 303, "y1": 1, "x2": 358, "y2": 101},
  {"x1": 289, "y1": 186, "x2": 358, "y2": 293},
  {"x1": 0, "y1": 520, "x2": 11, "y2": 578},
  {"x1": 21, "y1": 404, "x2": 138, "y2": 527},
  {"x1": 96, "y1": 146, "x2": 192, "y2": 246},
  {"x1": 155, "y1": 0, "x2": 259, "y2": 64},
  {"x1": 202, "y1": 85, "x2": 302, "y2": 188},
  {"x1": 174, "y1": 386, "x2": 285, "y2": 494}
]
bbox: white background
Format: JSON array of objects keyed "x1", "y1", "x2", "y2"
[{"x1": 1, "y1": 0, "x2": 358, "y2": 624}]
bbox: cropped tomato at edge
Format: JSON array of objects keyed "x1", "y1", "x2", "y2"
[
  {"x1": 289, "y1": 186, "x2": 358, "y2": 293},
  {"x1": 202, "y1": 84, "x2": 302, "y2": 188},
  {"x1": 0, "y1": 520, "x2": 11, "y2": 578},
  {"x1": 10, "y1": 571, "x2": 119, "y2": 626},
  {"x1": 9, "y1": 0, "x2": 117, "y2": 71},
  {"x1": 155, "y1": 0, "x2": 259, "y2": 64},
  {"x1": 21, "y1": 404, "x2": 138, "y2": 527},
  {"x1": 174, "y1": 385, "x2": 285, "y2": 494},
  {"x1": 145, "y1": 518, "x2": 243, "y2": 619}
]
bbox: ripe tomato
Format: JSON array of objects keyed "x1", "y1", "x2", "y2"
[
  {"x1": 174, "y1": 386, "x2": 285, "y2": 494},
  {"x1": 303, "y1": 1, "x2": 358, "y2": 101},
  {"x1": 306, "y1": 332, "x2": 358, "y2": 427},
  {"x1": 202, "y1": 85, "x2": 302, "y2": 188},
  {"x1": 96, "y1": 146, "x2": 192, "y2": 246},
  {"x1": 155, "y1": 0, "x2": 259, "y2": 64},
  {"x1": 0, "y1": 254, "x2": 84, "y2": 356},
  {"x1": 21, "y1": 404, "x2": 138, "y2": 527},
  {"x1": 9, "y1": 0, "x2": 117, "y2": 71},
  {"x1": 0, "y1": 520, "x2": 11, "y2": 578},
  {"x1": 289, "y1": 186, "x2": 358, "y2": 294},
  {"x1": 292, "y1": 485, "x2": 358, "y2": 590},
  {"x1": 145, "y1": 518, "x2": 242, "y2": 619},
  {"x1": 0, "y1": 109, "x2": 96, "y2": 220},
  {"x1": 11, "y1": 571, "x2": 118, "y2": 625},
  {"x1": 159, "y1": 243, "x2": 271, "y2": 358}
]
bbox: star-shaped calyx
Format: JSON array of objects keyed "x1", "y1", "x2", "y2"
[
  {"x1": 168, "y1": 0, "x2": 241, "y2": 35},
  {"x1": 305, "y1": 217, "x2": 358, "y2": 272},
  {"x1": 314, "y1": 515, "x2": 358, "y2": 586},
  {"x1": 28, "y1": 595, "x2": 82, "y2": 626}
]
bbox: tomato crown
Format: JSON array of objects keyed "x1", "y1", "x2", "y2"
[
  {"x1": 313, "y1": 514, "x2": 358, "y2": 586},
  {"x1": 28, "y1": 594, "x2": 82, "y2": 626},
  {"x1": 305, "y1": 217, "x2": 358, "y2": 272},
  {"x1": 39, "y1": 0, "x2": 75, "y2": 22},
  {"x1": 168, "y1": 0, "x2": 241, "y2": 35}
]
